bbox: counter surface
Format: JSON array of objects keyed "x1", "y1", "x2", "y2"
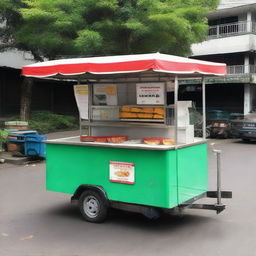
[{"x1": 45, "y1": 136, "x2": 207, "y2": 150}]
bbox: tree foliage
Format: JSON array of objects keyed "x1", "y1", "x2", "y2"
[{"x1": 0, "y1": 0, "x2": 219, "y2": 60}]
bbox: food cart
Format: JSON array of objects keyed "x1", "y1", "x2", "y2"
[{"x1": 22, "y1": 53, "x2": 232, "y2": 223}]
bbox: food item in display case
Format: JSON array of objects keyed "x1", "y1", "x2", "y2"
[
  {"x1": 119, "y1": 106, "x2": 164, "y2": 119},
  {"x1": 94, "y1": 137, "x2": 108, "y2": 143},
  {"x1": 120, "y1": 112, "x2": 138, "y2": 118},
  {"x1": 162, "y1": 138, "x2": 175, "y2": 145},
  {"x1": 153, "y1": 114, "x2": 164, "y2": 119},
  {"x1": 80, "y1": 136, "x2": 108, "y2": 143},
  {"x1": 154, "y1": 107, "x2": 164, "y2": 115},
  {"x1": 120, "y1": 106, "x2": 131, "y2": 112},
  {"x1": 80, "y1": 136, "x2": 95, "y2": 142},
  {"x1": 143, "y1": 137, "x2": 175, "y2": 145},
  {"x1": 130, "y1": 107, "x2": 143, "y2": 113},
  {"x1": 80, "y1": 136, "x2": 127, "y2": 143},
  {"x1": 143, "y1": 107, "x2": 154, "y2": 113},
  {"x1": 107, "y1": 136, "x2": 128, "y2": 143},
  {"x1": 137, "y1": 113, "x2": 153, "y2": 119},
  {"x1": 143, "y1": 138, "x2": 162, "y2": 145}
]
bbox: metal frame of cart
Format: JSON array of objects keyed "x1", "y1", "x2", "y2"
[{"x1": 22, "y1": 53, "x2": 232, "y2": 222}]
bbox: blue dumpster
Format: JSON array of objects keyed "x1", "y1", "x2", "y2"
[
  {"x1": 8, "y1": 130, "x2": 38, "y2": 153},
  {"x1": 8, "y1": 130, "x2": 38, "y2": 143},
  {"x1": 24, "y1": 135, "x2": 46, "y2": 158}
]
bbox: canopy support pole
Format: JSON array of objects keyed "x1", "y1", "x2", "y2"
[
  {"x1": 174, "y1": 76, "x2": 178, "y2": 145},
  {"x1": 88, "y1": 83, "x2": 93, "y2": 136},
  {"x1": 202, "y1": 76, "x2": 206, "y2": 139}
]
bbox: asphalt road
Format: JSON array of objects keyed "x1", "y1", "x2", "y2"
[{"x1": 1, "y1": 137, "x2": 256, "y2": 256}]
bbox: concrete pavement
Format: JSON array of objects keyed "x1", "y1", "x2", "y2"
[{"x1": 0, "y1": 132, "x2": 256, "y2": 256}]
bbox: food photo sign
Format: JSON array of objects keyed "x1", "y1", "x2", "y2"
[
  {"x1": 93, "y1": 84, "x2": 117, "y2": 105},
  {"x1": 136, "y1": 83, "x2": 164, "y2": 105},
  {"x1": 109, "y1": 161, "x2": 135, "y2": 184}
]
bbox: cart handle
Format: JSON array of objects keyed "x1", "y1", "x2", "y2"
[{"x1": 213, "y1": 149, "x2": 222, "y2": 206}]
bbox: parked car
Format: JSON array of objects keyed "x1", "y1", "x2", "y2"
[
  {"x1": 210, "y1": 119, "x2": 230, "y2": 138},
  {"x1": 230, "y1": 112, "x2": 256, "y2": 141},
  {"x1": 207, "y1": 110, "x2": 230, "y2": 139},
  {"x1": 190, "y1": 108, "x2": 231, "y2": 138}
]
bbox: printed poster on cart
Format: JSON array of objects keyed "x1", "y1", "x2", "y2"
[
  {"x1": 109, "y1": 161, "x2": 135, "y2": 184},
  {"x1": 136, "y1": 83, "x2": 164, "y2": 105},
  {"x1": 93, "y1": 84, "x2": 117, "y2": 105},
  {"x1": 74, "y1": 84, "x2": 89, "y2": 120}
]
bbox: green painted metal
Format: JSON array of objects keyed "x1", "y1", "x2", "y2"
[
  {"x1": 176, "y1": 143, "x2": 208, "y2": 204},
  {"x1": 46, "y1": 142, "x2": 208, "y2": 209}
]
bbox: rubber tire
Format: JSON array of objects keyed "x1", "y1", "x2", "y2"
[
  {"x1": 242, "y1": 138, "x2": 251, "y2": 142},
  {"x1": 79, "y1": 190, "x2": 108, "y2": 223}
]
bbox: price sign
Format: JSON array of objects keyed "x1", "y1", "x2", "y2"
[{"x1": 136, "y1": 83, "x2": 164, "y2": 105}]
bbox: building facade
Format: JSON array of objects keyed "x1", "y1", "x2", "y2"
[
  {"x1": 190, "y1": 2, "x2": 256, "y2": 114},
  {"x1": 0, "y1": 50, "x2": 77, "y2": 118}
]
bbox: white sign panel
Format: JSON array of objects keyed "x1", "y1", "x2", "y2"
[
  {"x1": 136, "y1": 83, "x2": 164, "y2": 105},
  {"x1": 94, "y1": 84, "x2": 117, "y2": 105},
  {"x1": 109, "y1": 161, "x2": 135, "y2": 184},
  {"x1": 74, "y1": 85, "x2": 89, "y2": 119}
]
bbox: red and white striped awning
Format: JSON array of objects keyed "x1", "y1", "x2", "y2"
[{"x1": 22, "y1": 53, "x2": 226, "y2": 78}]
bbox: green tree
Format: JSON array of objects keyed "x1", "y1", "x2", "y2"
[
  {"x1": 1, "y1": 0, "x2": 219, "y2": 59},
  {"x1": 0, "y1": 0, "x2": 219, "y2": 120}
]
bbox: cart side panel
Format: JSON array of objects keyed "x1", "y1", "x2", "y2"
[
  {"x1": 177, "y1": 143, "x2": 208, "y2": 204},
  {"x1": 166, "y1": 150, "x2": 179, "y2": 208},
  {"x1": 46, "y1": 143, "x2": 178, "y2": 208}
]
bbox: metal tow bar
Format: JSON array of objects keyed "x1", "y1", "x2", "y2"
[{"x1": 214, "y1": 149, "x2": 224, "y2": 212}]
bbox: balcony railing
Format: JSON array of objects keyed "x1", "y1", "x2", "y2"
[
  {"x1": 208, "y1": 21, "x2": 256, "y2": 39},
  {"x1": 227, "y1": 65, "x2": 256, "y2": 75}
]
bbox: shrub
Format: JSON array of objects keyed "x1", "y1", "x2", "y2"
[
  {"x1": 28, "y1": 111, "x2": 79, "y2": 134},
  {"x1": 0, "y1": 130, "x2": 8, "y2": 152}
]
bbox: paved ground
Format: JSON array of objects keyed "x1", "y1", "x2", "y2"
[{"x1": 0, "y1": 132, "x2": 256, "y2": 256}]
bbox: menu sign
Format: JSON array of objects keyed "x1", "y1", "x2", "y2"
[
  {"x1": 94, "y1": 84, "x2": 117, "y2": 105},
  {"x1": 74, "y1": 84, "x2": 89, "y2": 119},
  {"x1": 109, "y1": 161, "x2": 135, "y2": 184},
  {"x1": 136, "y1": 83, "x2": 164, "y2": 105}
]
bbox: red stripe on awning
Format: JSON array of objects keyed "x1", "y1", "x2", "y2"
[
  {"x1": 155, "y1": 60, "x2": 227, "y2": 75},
  {"x1": 22, "y1": 60, "x2": 155, "y2": 77},
  {"x1": 22, "y1": 54, "x2": 227, "y2": 77}
]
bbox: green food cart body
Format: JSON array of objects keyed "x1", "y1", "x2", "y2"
[{"x1": 46, "y1": 142, "x2": 208, "y2": 208}]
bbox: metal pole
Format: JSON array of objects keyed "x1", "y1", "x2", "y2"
[
  {"x1": 164, "y1": 82, "x2": 167, "y2": 125},
  {"x1": 202, "y1": 76, "x2": 206, "y2": 139},
  {"x1": 79, "y1": 116, "x2": 82, "y2": 136},
  {"x1": 88, "y1": 83, "x2": 92, "y2": 136},
  {"x1": 174, "y1": 76, "x2": 178, "y2": 145},
  {"x1": 76, "y1": 80, "x2": 83, "y2": 137},
  {"x1": 213, "y1": 149, "x2": 222, "y2": 205}
]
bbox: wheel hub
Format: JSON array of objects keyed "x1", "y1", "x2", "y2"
[{"x1": 84, "y1": 196, "x2": 99, "y2": 218}]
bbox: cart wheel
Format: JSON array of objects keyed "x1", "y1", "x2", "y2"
[{"x1": 79, "y1": 190, "x2": 108, "y2": 223}]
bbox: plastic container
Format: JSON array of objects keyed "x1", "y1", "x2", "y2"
[
  {"x1": 8, "y1": 130, "x2": 38, "y2": 143},
  {"x1": 24, "y1": 135, "x2": 46, "y2": 158},
  {"x1": 7, "y1": 130, "x2": 38, "y2": 153}
]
